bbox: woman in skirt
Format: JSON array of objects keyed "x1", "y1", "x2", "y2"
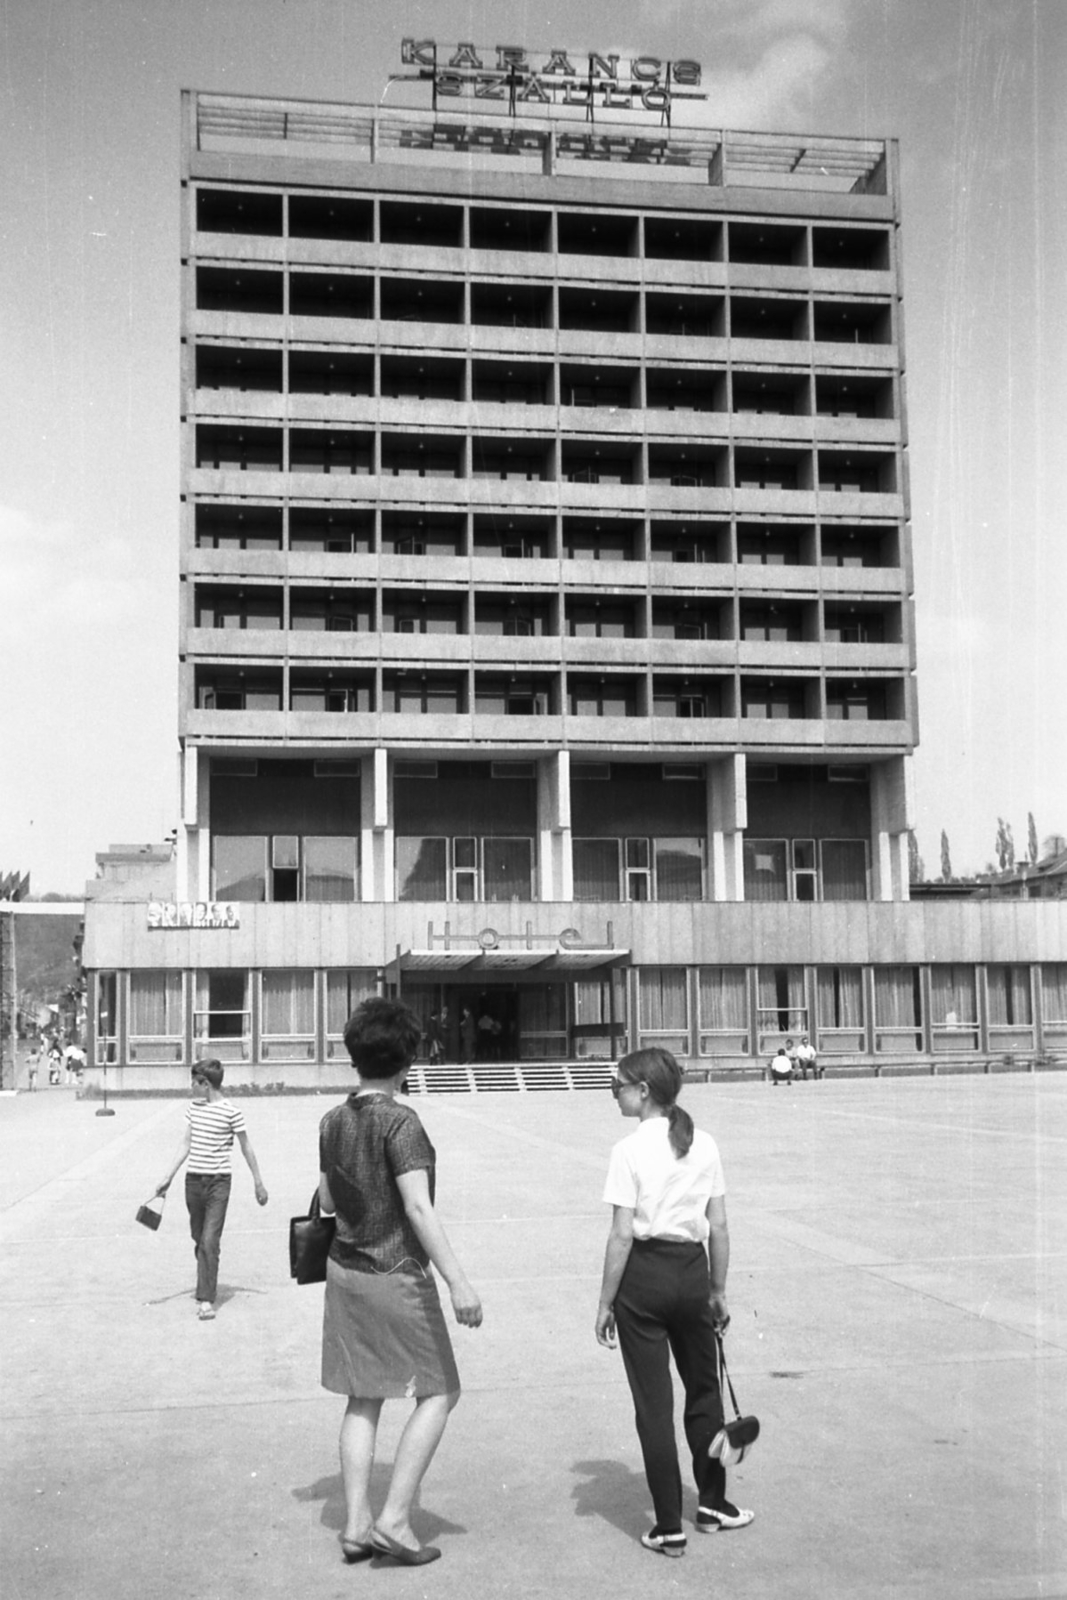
[
  {"x1": 319, "y1": 997, "x2": 482, "y2": 1567},
  {"x1": 595, "y1": 1047, "x2": 754, "y2": 1557}
]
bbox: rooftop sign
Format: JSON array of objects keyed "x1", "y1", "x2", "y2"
[{"x1": 400, "y1": 41, "x2": 705, "y2": 114}]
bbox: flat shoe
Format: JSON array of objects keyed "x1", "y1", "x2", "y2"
[
  {"x1": 641, "y1": 1527, "x2": 686, "y2": 1557},
  {"x1": 696, "y1": 1504, "x2": 755, "y2": 1532},
  {"x1": 341, "y1": 1536, "x2": 375, "y2": 1564},
  {"x1": 370, "y1": 1528, "x2": 441, "y2": 1566}
]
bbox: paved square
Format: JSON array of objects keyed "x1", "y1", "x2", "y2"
[{"x1": 1, "y1": 1073, "x2": 1064, "y2": 1598}]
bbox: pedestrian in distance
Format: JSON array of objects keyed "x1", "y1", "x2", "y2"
[
  {"x1": 596, "y1": 1047, "x2": 753, "y2": 1558},
  {"x1": 318, "y1": 997, "x2": 482, "y2": 1567},
  {"x1": 769, "y1": 1046, "x2": 793, "y2": 1086},
  {"x1": 795, "y1": 1035, "x2": 819, "y2": 1080},
  {"x1": 154, "y1": 1059, "x2": 268, "y2": 1320},
  {"x1": 26, "y1": 1048, "x2": 39, "y2": 1092}
]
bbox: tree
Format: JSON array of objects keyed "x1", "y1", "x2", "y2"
[
  {"x1": 1028, "y1": 813, "x2": 1039, "y2": 866},
  {"x1": 995, "y1": 818, "x2": 1015, "y2": 872},
  {"x1": 940, "y1": 830, "x2": 952, "y2": 883},
  {"x1": 907, "y1": 829, "x2": 925, "y2": 883}
]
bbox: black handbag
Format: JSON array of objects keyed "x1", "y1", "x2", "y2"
[
  {"x1": 135, "y1": 1195, "x2": 165, "y2": 1231},
  {"x1": 709, "y1": 1332, "x2": 760, "y2": 1465},
  {"x1": 289, "y1": 1188, "x2": 336, "y2": 1285}
]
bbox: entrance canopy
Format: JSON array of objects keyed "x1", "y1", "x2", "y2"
[{"x1": 384, "y1": 923, "x2": 630, "y2": 982}]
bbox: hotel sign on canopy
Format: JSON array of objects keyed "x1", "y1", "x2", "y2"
[{"x1": 401, "y1": 41, "x2": 706, "y2": 113}]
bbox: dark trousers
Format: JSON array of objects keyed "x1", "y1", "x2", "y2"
[
  {"x1": 615, "y1": 1238, "x2": 726, "y2": 1531},
  {"x1": 185, "y1": 1173, "x2": 231, "y2": 1302}
]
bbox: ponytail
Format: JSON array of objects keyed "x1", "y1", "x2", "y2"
[
  {"x1": 615, "y1": 1046, "x2": 693, "y2": 1159},
  {"x1": 667, "y1": 1102, "x2": 694, "y2": 1160}
]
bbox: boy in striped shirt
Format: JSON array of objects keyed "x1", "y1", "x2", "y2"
[{"x1": 156, "y1": 1060, "x2": 268, "y2": 1320}]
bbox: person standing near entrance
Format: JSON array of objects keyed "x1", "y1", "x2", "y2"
[
  {"x1": 459, "y1": 1007, "x2": 476, "y2": 1064},
  {"x1": 154, "y1": 1060, "x2": 269, "y2": 1320}
]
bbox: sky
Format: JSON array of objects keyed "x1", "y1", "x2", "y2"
[{"x1": 1, "y1": 0, "x2": 1064, "y2": 893}]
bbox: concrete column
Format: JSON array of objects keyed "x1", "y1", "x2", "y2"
[
  {"x1": 361, "y1": 749, "x2": 393, "y2": 902},
  {"x1": 176, "y1": 747, "x2": 197, "y2": 900},
  {"x1": 707, "y1": 754, "x2": 746, "y2": 901},
  {"x1": 870, "y1": 755, "x2": 911, "y2": 902},
  {"x1": 538, "y1": 750, "x2": 571, "y2": 901}
]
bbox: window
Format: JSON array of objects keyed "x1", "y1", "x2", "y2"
[
  {"x1": 639, "y1": 968, "x2": 689, "y2": 1049},
  {"x1": 214, "y1": 837, "x2": 267, "y2": 902},
  {"x1": 821, "y1": 840, "x2": 868, "y2": 901},
  {"x1": 574, "y1": 838, "x2": 702, "y2": 902},
  {"x1": 654, "y1": 838, "x2": 704, "y2": 901},
  {"x1": 129, "y1": 972, "x2": 185, "y2": 1064},
  {"x1": 482, "y1": 838, "x2": 534, "y2": 902},
  {"x1": 741, "y1": 682, "x2": 807, "y2": 720},
  {"x1": 568, "y1": 605, "x2": 634, "y2": 639},
  {"x1": 815, "y1": 967, "x2": 865, "y2": 1051},
  {"x1": 213, "y1": 834, "x2": 356, "y2": 901},
  {"x1": 290, "y1": 679, "x2": 373, "y2": 713},
  {"x1": 873, "y1": 966, "x2": 922, "y2": 1053},
  {"x1": 573, "y1": 975, "x2": 628, "y2": 1059},
  {"x1": 698, "y1": 967, "x2": 749, "y2": 1056},
  {"x1": 826, "y1": 684, "x2": 887, "y2": 721},
  {"x1": 397, "y1": 837, "x2": 448, "y2": 901},
  {"x1": 304, "y1": 837, "x2": 357, "y2": 903},
  {"x1": 930, "y1": 965, "x2": 978, "y2": 1051},
  {"x1": 474, "y1": 681, "x2": 549, "y2": 717},
  {"x1": 197, "y1": 677, "x2": 282, "y2": 712},
  {"x1": 573, "y1": 839, "x2": 621, "y2": 901},
  {"x1": 757, "y1": 967, "x2": 806, "y2": 1042},
  {"x1": 196, "y1": 426, "x2": 282, "y2": 472},
  {"x1": 384, "y1": 678, "x2": 463, "y2": 714},
  {"x1": 568, "y1": 681, "x2": 637, "y2": 718},
  {"x1": 194, "y1": 970, "x2": 250, "y2": 1060},
  {"x1": 1041, "y1": 966, "x2": 1067, "y2": 1035},
  {"x1": 196, "y1": 591, "x2": 282, "y2": 630},
  {"x1": 95, "y1": 972, "x2": 118, "y2": 1066},
  {"x1": 261, "y1": 970, "x2": 316, "y2": 1061},
  {"x1": 987, "y1": 965, "x2": 1033, "y2": 1049},
  {"x1": 744, "y1": 840, "x2": 788, "y2": 901},
  {"x1": 741, "y1": 606, "x2": 801, "y2": 642},
  {"x1": 396, "y1": 837, "x2": 534, "y2": 902},
  {"x1": 325, "y1": 970, "x2": 378, "y2": 1057}
]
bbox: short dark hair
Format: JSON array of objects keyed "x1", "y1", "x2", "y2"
[
  {"x1": 193, "y1": 1059, "x2": 224, "y2": 1088},
  {"x1": 343, "y1": 997, "x2": 421, "y2": 1079}
]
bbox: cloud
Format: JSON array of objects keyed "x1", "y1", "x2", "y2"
[{"x1": 634, "y1": 0, "x2": 851, "y2": 127}]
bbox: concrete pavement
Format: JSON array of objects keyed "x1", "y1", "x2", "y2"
[{"x1": 1, "y1": 1073, "x2": 1065, "y2": 1599}]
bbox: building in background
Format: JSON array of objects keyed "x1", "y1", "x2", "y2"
[{"x1": 81, "y1": 75, "x2": 1067, "y2": 1086}]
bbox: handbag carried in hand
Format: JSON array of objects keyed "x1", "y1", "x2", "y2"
[
  {"x1": 135, "y1": 1195, "x2": 165, "y2": 1231},
  {"x1": 289, "y1": 1188, "x2": 336, "y2": 1285},
  {"x1": 709, "y1": 1332, "x2": 760, "y2": 1466}
]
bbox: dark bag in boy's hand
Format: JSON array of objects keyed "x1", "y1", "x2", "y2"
[
  {"x1": 289, "y1": 1188, "x2": 336, "y2": 1285},
  {"x1": 709, "y1": 1332, "x2": 760, "y2": 1466},
  {"x1": 135, "y1": 1195, "x2": 165, "y2": 1231}
]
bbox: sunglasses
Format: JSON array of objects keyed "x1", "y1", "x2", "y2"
[{"x1": 610, "y1": 1072, "x2": 640, "y2": 1098}]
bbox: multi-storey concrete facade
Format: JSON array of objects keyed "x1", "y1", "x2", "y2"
[{"x1": 81, "y1": 90, "x2": 1067, "y2": 1086}]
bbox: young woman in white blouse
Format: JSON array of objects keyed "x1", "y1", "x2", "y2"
[{"x1": 596, "y1": 1046, "x2": 754, "y2": 1558}]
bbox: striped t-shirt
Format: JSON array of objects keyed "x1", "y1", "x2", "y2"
[{"x1": 186, "y1": 1098, "x2": 247, "y2": 1174}]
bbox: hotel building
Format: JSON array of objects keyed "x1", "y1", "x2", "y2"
[{"x1": 81, "y1": 83, "x2": 1067, "y2": 1086}]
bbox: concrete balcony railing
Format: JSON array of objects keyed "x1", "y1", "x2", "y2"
[
  {"x1": 641, "y1": 259, "x2": 727, "y2": 291},
  {"x1": 820, "y1": 642, "x2": 910, "y2": 671},
  {"x1": 725, "y1": 262, "x2": 813, "y2": 293},
  {"x1": 818, "y1": 566, "x2": 907, "y2": 597}
]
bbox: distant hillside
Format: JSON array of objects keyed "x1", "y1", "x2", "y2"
[{"x1": 11, "y1": 914, "x2": 83, "y2": 1009}]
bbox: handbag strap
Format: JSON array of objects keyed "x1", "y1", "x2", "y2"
[{"x1": 715, "y1": 1332, "x2": 743, "y2": 1420}]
